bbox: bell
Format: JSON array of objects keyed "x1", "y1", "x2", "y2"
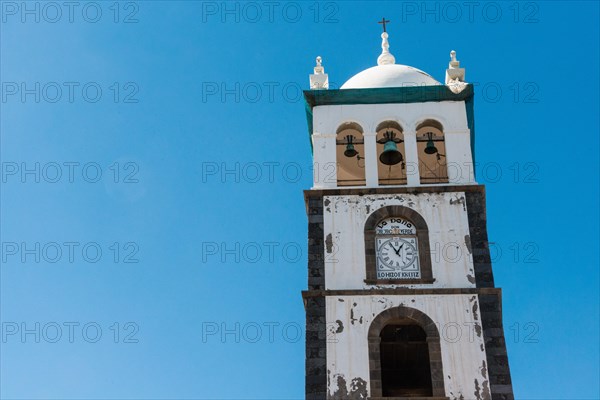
[
  {"x1": 379, "y1": 140, "x2": 403, "y2": 165},
  {"x1": 424, "y1": 133, "x2": 438, "y2": 154},
  {"x1": 344, "y1": 143, "x2": 358, "y2": 158},
  {"x1": 344, "y1": 135, "x2": 358, "y2": 158}
]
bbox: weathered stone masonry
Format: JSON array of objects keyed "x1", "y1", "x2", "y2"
[
  {"x1": 465, "y1": 188, "x2": 514, "y2": 400},
  {"x1": 305, "y1": 195, "x2": 327, "y2": 399}
]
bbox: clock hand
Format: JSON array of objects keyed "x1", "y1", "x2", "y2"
[
  {"x1": 396, "y1": 244, "x2": 404, "y2": 258},
  {"x1": 391, "y1": 243, "x2": 403, "y2": 256}
]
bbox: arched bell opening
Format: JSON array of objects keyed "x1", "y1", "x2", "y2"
[
  {"x1": 336, "y1": 122, "x2": 366, "y2": 187},
  {"x1": 416, "y1": 119, "x2": 449, "y2": 184},
  {"x1": 376, "y1": 121, "x2": 406, "y2": 186}
]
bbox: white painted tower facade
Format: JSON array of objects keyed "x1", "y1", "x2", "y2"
[{"x1": 303, "y1": 28, "x2": 513, "y2": 400}]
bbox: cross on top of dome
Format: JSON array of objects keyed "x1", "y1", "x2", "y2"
[{"x1": 377, "y1": 17, "x2": 390, "y2": 33}]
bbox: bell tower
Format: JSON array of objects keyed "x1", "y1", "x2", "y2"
[{"x1": 302, "y1": 26, "x2": 514, "y2": 400}]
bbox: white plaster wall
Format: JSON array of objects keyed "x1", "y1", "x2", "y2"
[
  {"x1": 326, "y1": 295, "x2": 490, "y2": 400},
  {"x1": 311, "y1": 101, "x2": 475, "y2": 188},
  {"x1": 324, "y1": 193, "x2": 475, "y2": 290}
]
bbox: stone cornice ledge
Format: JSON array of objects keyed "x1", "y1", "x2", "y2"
[
  {"x1": 369, "y1": 397, "x2": 450, "y2": 400},
  {"x1": 305, "y1": 184, "x2": 484, "y2": 197},
  {"x1": 302, "y1": 287, "x2": 502, "y2": 299}
]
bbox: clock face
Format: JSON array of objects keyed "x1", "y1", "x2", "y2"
[{"x1": 375, "y1": 217, "x2": 421, "y2": 280}]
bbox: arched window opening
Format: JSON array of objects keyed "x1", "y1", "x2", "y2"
[
  {"x1": 381, "y1": 323, "x2": 433, "y2": 397},
  {"x1": 336, "y1": 122, "x2": 365, "y2": 186},
  {"x1": 376, "y1": 121, "x2": 406, "y2": 186},
  {"x1": 416, "y1": 119, "x2": 449, "y2": 184}
]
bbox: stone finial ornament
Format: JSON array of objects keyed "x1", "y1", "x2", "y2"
[
  {"x1": 315, "y1": 56, "x2": 323, "y2": 70},
  {"x1": 377, "y1": 32, "x2": 396, "y2": 66},
  {"x1": 445, "y1": 50, "x2": 467, "y2": 93},
  {"x1": 449, "y1": 50, "x2": 460, "y2": 67},
  {"x1": 310, "y1": 56, "x2": 329, "y2": 90}
]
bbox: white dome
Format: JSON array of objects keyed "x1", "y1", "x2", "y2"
[{"x1": 341, "y1": 64, "x2": 440, "y2": 89}]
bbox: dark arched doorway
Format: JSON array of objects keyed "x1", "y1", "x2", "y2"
[
  {"x1": 380, "y1": 324, "x2": 433, "y2": 396},
  {"x1": 368, "y1": 306, "x2": 445, "y2": 398}
]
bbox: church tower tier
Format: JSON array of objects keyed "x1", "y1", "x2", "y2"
[{"x1": 302, "y1": 26, "x2": 513, "y2": 400}]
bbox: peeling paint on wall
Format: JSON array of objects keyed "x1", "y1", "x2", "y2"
[
  {"x1": 330, "y1": 375, "x2": 348, "y2": 399},
  {"x1": 450, "y1": 195, "x2": 466, "y2": 210},
  {"x1": 474, "y1": 323, "x2": 482, "y2": 338},
  {"x1": 480, "y1": 360, "x2": 488, "y2": 379},
  {"x1": 374, "y1": 297, "x2": 393, "y2": 310},
  {"x1": 473, "y1": 376, "x2": 491, "y2": 400},
  {"x1": 482, "y1": 380, "x2": 491, "y2": 400},
  {"x1": 328, "y1": 373, "x2": 368, "y2": 400},
  {"x1": 474, "y1": 378, "x2": 482, "y2": 400},
  {"x1": 470, "y1": 296, "x2": 480, "y2": 321},
  {"x1": 325, "y1": 233, "x2": 333, "y2": 254},
  {"x1": 349, "y1": 302, "x2": 364, "y2": 325},
  {"x1": 464, "y1": 234, "x2": 472, "y2": 254},
  {"x1": 348, "y1": 377, "x2": 368, "y2": 399}
]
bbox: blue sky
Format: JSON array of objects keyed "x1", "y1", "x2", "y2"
[{"x1": 1, "y1": 1, "x2": 598, "y2": 399}]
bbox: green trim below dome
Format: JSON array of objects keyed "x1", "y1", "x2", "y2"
[{"x1": 304, "y1": 84, "x2": 473, "y2": 108}]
